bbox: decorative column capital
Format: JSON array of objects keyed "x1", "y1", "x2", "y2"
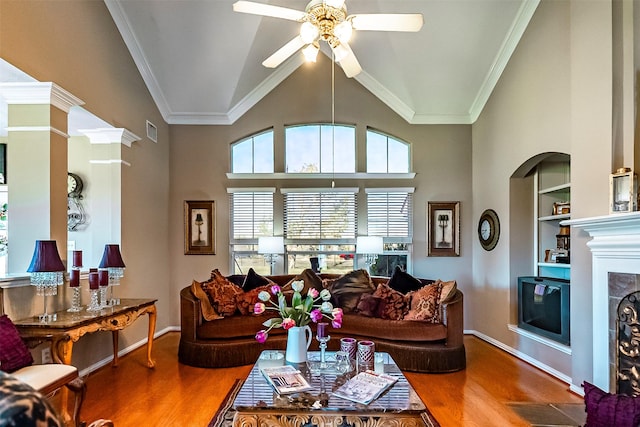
[
  {"x1": 78, "y1": 127, "x2": 141, "y2": 147},
  {"x1": 0, "y1": 82, "x2": 84, "y2": 113}
]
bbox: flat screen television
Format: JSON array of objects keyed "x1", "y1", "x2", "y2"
[{"x1": 517, "y1": 276, "x2": 570, "y2": 345}]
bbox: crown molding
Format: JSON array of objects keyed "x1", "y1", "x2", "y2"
[
  {"x1": 78, "y1": 128, "x2": 141, "y2": 147},
  {"x1": 468, "y1": 0, "x2": 540, "y2": 123},
  {"x1": 0, "y1": 82, "x2": 84, "y2": 113}
]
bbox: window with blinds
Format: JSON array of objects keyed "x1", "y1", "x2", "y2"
[
  {"x1": 366, "y1": 189, "x2": 413, "y2": 241},
  {"x1": 228, "y1": 190, "x2": 274, "y2": 241},
  {"x1": 283, "y1": 189, "x2": 357, "y2": 241}
]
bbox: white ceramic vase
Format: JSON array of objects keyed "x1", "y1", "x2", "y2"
[{"x1": 285, "y1": 325, "x2": 312, "y2": 363}]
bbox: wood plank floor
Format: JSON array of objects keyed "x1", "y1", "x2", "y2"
[{"x1": 78, "y1": 332, "x2": 583, "y2": 427}]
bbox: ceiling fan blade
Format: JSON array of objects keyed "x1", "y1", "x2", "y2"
[
  {"x1": 337, "y1": 43, "x2": 362, "y2": 78},
  {"x1": 350, "y1": 13, "x2": 424, "y2": 32},
  {"x1": 233, "y1": 1, "x2": 306, "y2": 22},
  {"x1": 262, "y1": 36, "x2": 306, "y2": 68}
]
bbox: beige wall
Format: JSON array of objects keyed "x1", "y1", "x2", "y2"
[
  {"x1": 1, "y1": 1, "x2": 171, "y2": 370},
  {"x1": 169, "y1": 54, "x2": 473, "y2": 326},
  {"x1": 472, "y1": 0, "x2": 613, "y2": 390}
]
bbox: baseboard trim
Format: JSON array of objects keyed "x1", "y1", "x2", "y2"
[
  {"x1": 465, "y1": 329, "x2": 583, "y2": 396},
  {"x1": 79, "y1": 326, "x2": 177, "y2": 377}
]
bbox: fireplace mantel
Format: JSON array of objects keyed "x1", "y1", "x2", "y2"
[{"x1": 566, "y1": 211, "x2": 640, "y2": 391}]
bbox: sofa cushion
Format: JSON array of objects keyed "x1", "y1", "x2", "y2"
[
  {"x1": 203, "y1": 269, "x2": 243, "y2": 317},
  {"x1": 583, "y1": 381, "x2": 640, "y2": 427},
  {"x1": 387, "y1": 266, "x2": 425, "y2": 294},
  {"x1": 341, "y1": 313, "x2": 447, "y2": 342},
  {"x1": 191, "y1": 280, "x2": 223, "y2": 321},
  {"x1": 0, "y1": 315, "x2": 34, "y2": 373},
  {"x1": 355, "y1": 294, "x2": 384, "y2": 318},
  {"x1": 242, "y1": 268, "x2": 273, "y2": 291},
  {"x1": 404, "y1": 281, "x2": 443, "y2": 323},
  {"x1": 322, "y1": 269, "x2": 376, "y2": 313},
  {"x1": 197, "y1": 313, "x2": 287, "y2": 340},
  {"x1": 372, "y1": 283, "x2": 411, "y2": 320},
  {"x1": 237, "y1": 285, "x2": 271, "y2": 315}
]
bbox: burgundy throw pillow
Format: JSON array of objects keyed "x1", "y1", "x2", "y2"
[
  {"x1": 584, "y1": 381, "x2": 640, "y2": 427},
  {"x1": 0, "y1": 314, "x2": 34, "y2": 373},
  {"x1": 387, "y1": 266, "x2": 424, "y2": 294},
  {"x1": 355, "y1": 294, "x2": 384, "y2": 318},
  {"x1": 372, "y1": 283, "x2": 411, "y2": 320}
]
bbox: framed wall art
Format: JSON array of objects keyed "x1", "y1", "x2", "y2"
[
  {"x1": 184, "y1": 200, "x2": 216, "y2": 255},
  {"x1": 428, "y1": 201, "x2": 460, "y2": 257}
]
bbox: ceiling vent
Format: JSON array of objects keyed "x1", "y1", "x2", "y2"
[{"x1": 146, "y1": 120, "x2": 158, "y2": 143}]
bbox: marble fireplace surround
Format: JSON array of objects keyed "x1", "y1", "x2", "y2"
[{"x1": 567, "y1": 212, "x2": 640, "y2": 392}]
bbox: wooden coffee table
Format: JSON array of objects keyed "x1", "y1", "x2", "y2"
[{"x1": 232, "y1": 351, "x2": 431, "y2": 427}]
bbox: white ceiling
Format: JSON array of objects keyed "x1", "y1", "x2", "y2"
[{"x1": 105, "y1": 0, "x2": 540, "y2": 126}]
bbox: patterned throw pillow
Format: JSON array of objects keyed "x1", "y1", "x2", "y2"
[
  {"x1": 323, "y1": 269, "x2": 376, "y2": 313},
  {"x1": 386, "y1": 266, "x2": 425, "y2": 294},
  {"x1": 404, "y1": 281, "x2": 443, "y2": 323},
  {"x1": 237, "y1": 285, "x2": 271, "y2": 315},
  {"x1": 372, "y1": 283, "x2": 411, "y2": 320},
  {"x1": 583, "y1": 381, "x2": 640, "y2": 427},
  {"x1": 190, "y1": 280, "x2": 222, "y2": 321},
  {"x1": 0, "y1": 371, "x2": 62, "y2": 426},
  {"x1": 203, "y1": 269, "x2": 243, "y2": 317},
  {"x1": 0, "y1": 315, "x2": 33, "y2": 373}
]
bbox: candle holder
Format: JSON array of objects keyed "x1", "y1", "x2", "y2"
[
  {"x1": 316, "y1": 323, "x2": 331, "y2": 368},
  {"x1": 67, "y1": 268, "x2": 82, "y2": 312},
  {"x1": 86, "y1": 272, "x2": 101, "y2": 312}
]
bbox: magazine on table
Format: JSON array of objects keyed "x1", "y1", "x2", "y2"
[
  {"x1": 333, "y1": 370, "x2": 398, "y2": 405},
  {"x1": 260, "y1": 365, "x2": 312, "y2": 394}
]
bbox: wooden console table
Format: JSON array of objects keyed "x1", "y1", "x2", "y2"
[{"x1": 13, "y1": 298, "x2": 157, "y2": 368}]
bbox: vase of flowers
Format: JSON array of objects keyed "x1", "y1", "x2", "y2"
[{"x1": 254, "y1": 280, "x2": 343, "y2": 363}]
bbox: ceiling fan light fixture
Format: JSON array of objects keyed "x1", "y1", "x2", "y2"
[
  {"x1": 330, "y1": 42, "x2": 349, "y2": 62},
  {"x1": 300, "y1": 21, "x2": 319, "y2": 43},
  {"x1": 334, "y1": 20, "x2": 352, "y2": 43},
  {"x1": 325, "y1": 0, "x2": 345, "y2": 9},
  {"x1": 302, "y1": 43, "x2": 320, "y2": 62}
]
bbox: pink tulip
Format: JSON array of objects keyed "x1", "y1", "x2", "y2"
[
  {"x1": 332, "y1": 307, "x2": 343, "y2": 320},
  {"x1": 310, "y1": 309, "x2": 323, "y2": 322},
  {"x1": 255, "y1": 330, "x2": 268, "y2": 343},
  {"x1": 282, "y1": 318, "x2": 296, "y2": 330},
  {"x1": 307, "y1": 288, "x2": 319, "y2": 299},
  {"x1": 254, "y1": 302, "x2": 265, "y2": 314},
  {"x1": 270, "y1": 285, "x2": 281, "y2": 295},
  {"x1": 332, "y1": 317, "x2": 343, "y2": 329}
]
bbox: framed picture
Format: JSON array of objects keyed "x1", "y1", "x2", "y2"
[
  {"x1": 428, "y1": 201, "x2": 460, "y2": 257},
  {"x1": 184, "y1": 200, "x2": 216, "y2": 255}
]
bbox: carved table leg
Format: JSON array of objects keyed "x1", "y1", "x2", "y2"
[
  {"x1": 66, "y1": 376, "x2": 87, "y2": 427},
  {"x1": 53, "y1": 336, "x2": 75, "y2": 423},
  {"x1": 146, "y1": 305, "x2": 157, "y2": 368},
  {"x1": 111, "y1": 331, "x2": 119, "y2": 367}
]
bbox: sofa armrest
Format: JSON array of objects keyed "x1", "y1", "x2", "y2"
[
  {"x1": 442, "y1": 290, "x2": 464, "y2": 347},
  {"x1": 180, "y1": 286, "x2": 201, "y2": 342}
]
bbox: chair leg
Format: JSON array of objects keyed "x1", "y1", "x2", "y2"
[{"x1": 65, "y1": 376, "x2": 86, "y2": 427}]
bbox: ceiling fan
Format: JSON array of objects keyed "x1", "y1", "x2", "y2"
[{"x1": 233, "y1": 0, "x2": 424, "y2": 78}]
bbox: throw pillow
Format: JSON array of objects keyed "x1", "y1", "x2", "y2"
[
  {"x1": 285, "y1": 268, "x2": 324, "y2": 295},
  {"x1": 203, "y1": 269, "x2": 243, "y2": 317},
  {"x1": 372, "y1": 283, "x2": 411, "y2": 320},
  {"x1": 0, "y1": 314, "x2": 34, "y2": 373},
  {"x1": 0, "y1": 371, "x2": 62, "y2": 426},
  {"x1": 355, "y1": 294, "x2": 384, "y2": 318},
  {"x1": 439, "y1": 279, "x2": 458, "y2": 304},
  {"x1": 404, "y1": 281, "x2": 443, "y2": 323},
  {"x1": 387, "y1": 266, "x2": 424, "y2": 294},
  {"x1": 584, "y1": 381, "x2": 640, "y2": 427},
  {"x1": 190, "y1": 280, "x2": 222, "y2": 321},
  {"x1": 242, "y1": 268, "x2": 273, "y2": 291},
  {"x1": 237, "y1": 284, "x2": 271, "y2": 315},
  {"x1": 323, "y1": 269, "x2": 376, "y2": 313}
]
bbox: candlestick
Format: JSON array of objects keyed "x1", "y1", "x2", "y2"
[
  {"x1": 69, "y1": 269, "x2": 80, "y2": 287},
  {"x1": 316, "y1": 322, "x2": 330, "y2": 367},
  {"x1": 317, "y1": 322, "x2": 326, "y2": 339},
  {"x1": 67, "y1": 268, "x2": 82, "y2": 312},
  {"x1": 87, "y1": 272, "x2": 101, "y2": 312},
  {"x1": 99, "y1": 269, "x2": 109, "y2": 308},
  {"x1": 88, "y1": 272, "x2": 99, "y2": 289}
]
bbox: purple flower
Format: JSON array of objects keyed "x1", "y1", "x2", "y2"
[
  {"x1": 253, "y1": 302, "x2": 266, "y2": 314},
  {"x1": 310, "y1": 309, "x2": 323, "y2": 322},
  {"x1": 270, "y1": 285, "x2": 281, "y2": 295},
  {"x1": 332, "y1": 317, "x2": 343, "y2": 329},
  {"x1": 255, "y1": 330, "x2": 268, "y2": 343}
]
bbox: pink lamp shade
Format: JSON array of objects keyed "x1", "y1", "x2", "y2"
[
  {"x1": 27, "y1": 240, "x2": 65, "y2": 273},
  {"x1": 98, "y1": 244, "x2": 126, "y2": 268}
]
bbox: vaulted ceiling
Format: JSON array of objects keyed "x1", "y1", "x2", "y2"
[{"x1": 106, "y1": 0, "x2": 538, "y2": 125}]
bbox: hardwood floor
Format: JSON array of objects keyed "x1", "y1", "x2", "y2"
[{"x1": 78, "y1": 332, "x2": 583, "y2": 426}]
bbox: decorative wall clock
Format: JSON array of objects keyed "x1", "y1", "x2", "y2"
[{"x1": 478, "y1": 209, "x2": 500, "y2": 251}]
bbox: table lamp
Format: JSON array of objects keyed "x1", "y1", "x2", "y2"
[
  {"x1": 257, "y1": 236, "x2": 284, "y2": 274},
  {"x1": 356, "y1": 236, "x2": 383, "y2": 273},
  {"x1": 27, "y1": 240, "x2": 66, "y2": 322},
  {"x1": 98, "y1": 244, "x2": 126, "y2": 306}
]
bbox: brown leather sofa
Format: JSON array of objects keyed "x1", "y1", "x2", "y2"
[{"x1": 179, "y1": 274, "x2": 465, "y2": 373}]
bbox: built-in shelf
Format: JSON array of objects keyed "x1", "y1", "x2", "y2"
[
  {"x1": 539, "y1": 213, "x2": 571, "y2": 221},
  {"x1": 537, "y1": 262, "x2": 571, "y2": 269},
  {"x1": 507, "y1": 324, "x2": 572, "y2": 354},
  {"x1": 538, "y1": 183, "x2": 571, "y2": 194}
]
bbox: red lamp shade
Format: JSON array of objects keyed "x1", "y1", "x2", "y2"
[
  {"x1": 27, "y1": 240, "x2": 65, "y2": 273},
  {"x1": 98, "y1": 244, "x2": 126, "y2": 268}
]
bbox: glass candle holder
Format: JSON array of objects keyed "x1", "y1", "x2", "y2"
[
  {"x1": 67, "y1": 268, "x2": 82, "y2": 312},
  {"x1": 86, "y1": 272, "x2": 101, "y2": 312},
  {"x1": 316, "y1": 322, "x2": 330, "y2": 367}
]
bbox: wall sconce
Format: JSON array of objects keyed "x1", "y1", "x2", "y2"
[
  {"x1": 610, "y1": 167, "x2": 638, "y2": 214},
  {"x1": 258, "y1": 236, "x2": 284, "y2": 273},
  {"x1": 356, "y1": 236, "x2": 384, "y2": 273},
  {"x1": 98, "y1": 244, "x2": 126, "y2": 306},
  {"x1": 27, "y1": 240, "x2": 65, "y2": 322}
]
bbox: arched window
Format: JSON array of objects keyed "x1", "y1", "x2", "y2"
[
  {"x1": 285, "y1": 124, "x2": 355, "y2": 173},
  {"x1": 231, "y1": 130, "x2": 274, "y2": 173},
  {"x1": 366, "y1": 129, "x2": 410, "y2": 173}
]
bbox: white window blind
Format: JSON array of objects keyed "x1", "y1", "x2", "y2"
[
  {"x1": 228, "y1": 190, "x2": 274, "y2": 241},
  {"x1": 283, "y1": 189, "x2": 357, "y2": 240},
  {"x1": 366, "y1": 189, "x2": 413, "y2": 240}
]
